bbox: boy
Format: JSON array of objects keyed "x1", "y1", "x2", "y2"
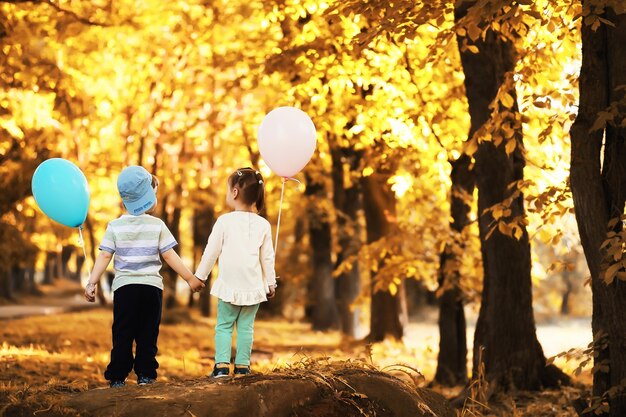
[{"x1": 84, "y1": 166, "x2": 204, "y2": 387}]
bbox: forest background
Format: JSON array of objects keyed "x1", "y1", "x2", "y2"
[{"x1": 2, "y1": 0, "x2": 626, "y2": 416}]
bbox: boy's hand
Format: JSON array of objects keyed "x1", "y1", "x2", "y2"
[
  {"x1": 267, "y1": 285, "x2": 276, "y2": 299},
  {"x1": 188, "y1": 276, "x2": 205, "y2": 293},
  {"x1": 84, "y1": 282, "x2": 97, "y2": 302}
]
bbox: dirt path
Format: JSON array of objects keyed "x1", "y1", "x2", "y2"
[{"x1": 0, "y1": 296, "x2": 96, "y2": 319}]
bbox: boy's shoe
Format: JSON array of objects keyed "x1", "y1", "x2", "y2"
[
  {"x1": 137, "y1": 375, "x2": 156, "y2": 385},
  {"x1": 211, "y1": 363, "x2": 230, "y2": 378},
  {"x1": 234, "y1": 365, "x2": 251, "y2": 376},
  {"x1": 109, "y1": 380, "x2": 126, "y2": 388}
]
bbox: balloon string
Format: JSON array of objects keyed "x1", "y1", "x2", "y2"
[
  {"x1": 78, "y1": 226, "x2": 93, "y2": 280},
  {"x1": 273, "y1": 176, "x2": 301, "y2": 251},
  {"x1": 274, "y1": 177, "x2": 287, "y2": 251}
]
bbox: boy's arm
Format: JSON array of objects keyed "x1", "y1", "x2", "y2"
[
  {"x1": 195, "y1": 220, "x2": 223, "y2": 281},
  {"x1": 161, "y1": 249, "x2": 205, "y2": 292},
  {"x1": 84, "y1": 251, "x2": 113, "y2": 302}
]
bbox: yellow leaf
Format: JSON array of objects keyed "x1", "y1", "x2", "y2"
[
  {"x1": 388, "y1": 282, "x2": 398, "y2": 296},
  {"x1": 604, "y1": 262, "x2": 621, "y2": 284},
  {"x1": 464, "y1": 139, "x2": 478, "y2": 156},
  {"x1": 467, "y1": 24, "x2": 482, "y2": 41},
  {"x1": 501, "y1": 92, "x2": 515, "y2": 108},
  {"x1": 505, "y1": 139, "x2": 516, "y2": 155}
]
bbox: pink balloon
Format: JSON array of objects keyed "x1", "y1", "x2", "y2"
[{"x1": 257, "y1": 107, "x2": 316, "y2": 177}]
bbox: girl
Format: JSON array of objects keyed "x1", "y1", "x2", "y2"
[{"x1": 194, "y1": 167, "x2": 277, "y2": 377}]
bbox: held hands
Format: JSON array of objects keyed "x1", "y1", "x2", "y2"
[
  {"x1": 188, "y1": 276, "x2": 205, "y2": 293},
  {"x1": 84, "y1": 282, "x2": 97, "y2": 303}
]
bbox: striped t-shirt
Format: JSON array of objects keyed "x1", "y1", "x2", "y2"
[{"x1": 99, "y1": 214, "x2": 177, "y2": 292}]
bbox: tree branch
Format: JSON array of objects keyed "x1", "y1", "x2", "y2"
[
  {"x1": 3, "y1": 0, "x2": 111, "y2": 27},
  {"x1": 402, "y1": 46, "x2": 451, "y2": 160}
]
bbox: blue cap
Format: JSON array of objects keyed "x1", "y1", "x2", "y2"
[{"x1": 117, "y1": 166, "x2": 157, "y2": 216}]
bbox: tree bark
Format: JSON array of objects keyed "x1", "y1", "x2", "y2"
[
  {"x1": 455, "y1": 0, "x2": 562, "y2": 391},
  {"x1": 330, "y1": 144, "x2": 362, "y2": 338},
  {"x1": 193, "y1": 202, "x2": 215, "y2": 318},
  {"x1": 164, "y1": 192, "x2": 182, "y2": 310},
  {"x1": 305, "y1": 174, "x2": 338, "y2": 331},
  {"x1": 43, "y1": 251, "x2": 56, "y2": 285},
  {"x1": 560, "y1": 270, "x2": 572, "y2": 316},
  {"x1": 570, "y1": 5, "x2": 626, "y2": 415},
  {"x1": 61, "y1": 245, "x2": 73, "y2": 280},
  {"x1": 362, "y1": 172, "x2": 407, "y2": 341},
  {"x1": 435, "y1": 154, "x2": 473, "y2": 386},
  {"x1": 12, "y1": 266, "x2": 24, "y2": 293},
  {"x1": 75, "y1": 254, "x2": 85, "y2": 282},
  {"x1": 0, "y1": 268, "x2": 13, "y2": 299},
  {"x1": 24, "y1": 266, "x2": 36, "y2": 294}
]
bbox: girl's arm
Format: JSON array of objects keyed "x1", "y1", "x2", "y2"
[
  {"x1": 260, "y1": 224, "x2": 277, "y2": 292},
  {"x1": 162, "y1": 249, "x2": 205, "y2": 292},
  {"x1": 84, "y1": 251, "x2": 113, "y2": 302},
  {"x1": 195, "y1": 220, "x2": 223, "y2": 281}
]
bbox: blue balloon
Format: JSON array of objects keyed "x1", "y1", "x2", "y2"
[{"x1": 31, "y1": 158, "x2": 90, "y2": 228}]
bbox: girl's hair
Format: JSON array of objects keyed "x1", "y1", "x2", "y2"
[{"x1": 228, "y1": 167, "x2": 265, "y2": 212}]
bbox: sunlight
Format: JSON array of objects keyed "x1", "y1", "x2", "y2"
[{"x1": 391, "y1": 174, "x2": 412, "y2": 198}]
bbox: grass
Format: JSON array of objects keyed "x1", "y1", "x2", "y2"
[{"x1": 0, "y1": 307, "x2": 591, "y2": 416}]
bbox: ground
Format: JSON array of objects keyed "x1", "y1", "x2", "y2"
[{"x1": 0, "y1": 283, "x2": 592, "y2": 416}]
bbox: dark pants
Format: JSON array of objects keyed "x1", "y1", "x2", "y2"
[{"x1": 104, "y1": 284, "x2": 162, "y2": 381}]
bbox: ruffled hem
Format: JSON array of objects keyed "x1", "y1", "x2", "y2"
[{"x1": 210, "y1": 280, "x2": 268, "y2": 306}]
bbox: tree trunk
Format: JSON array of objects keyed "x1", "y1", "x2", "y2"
[
  {"x1": 305, "y1": 174, "x2": 338, "y2": 331},
  {"x1": 0, "y1": 267, "x2": 13, "y2": 299},
  {"x1": 435, "y1": 154, "x2": 473, "y2": 386},
  {"x1": 455, "y1": 0, "x2": 562, "y2": 391},
  {"x1": 25, "y1": 266, "x2": 36, "y2": 295},
  {"x1": 44, "y1": 251, "x2": 57, "y2": 284},
  {"x1": 270, "y1": 216, "x2": 306, "y2": 318},
  {"x1": 362, "y1": 172, "x2": 407, "y2": 341},
  {"x1": 164, "y1": 196, "x2": 182, "y2": 310},
  {"x1": 12, "y1": 266, "x2": 25, "y2": 293},
  {"x1": 61, "y1": 245, "x2": 73, "y2": 280},
  {"x1": 330, "y1": 144, "x2": 362, "y2": 338},
  {"x1": 560, "y1": 271, "x2": 572, "y2": 316},
  {"x1": 75, "y1": 254, "x2": 85, "y2": 282},
  {"x1": 570, "y1": 5, "x2": 626, "y2": 415},
  {"x1": 193, "y1": 203, "x2": 215, "y2": 318}
]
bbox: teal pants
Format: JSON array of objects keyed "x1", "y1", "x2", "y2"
[{"x1": 215, "y1": 299, "x2": 260, "y2": 366}]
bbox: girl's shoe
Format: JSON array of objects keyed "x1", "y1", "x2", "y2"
[
  {"x1": 211, "y1": 363, "x2": 230, "y2": 378},
  {"x1": 234, "y1": 365, "x2": 251, "y2": 376},
  {"x1": 109, "y1": 380, "x2": 126, "y2": 388}
]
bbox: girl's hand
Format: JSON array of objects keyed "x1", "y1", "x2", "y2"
[
  {"x1": 84, "y1": 282, "x2": 97, "y2": 303},
  {"x1": 188, "y1": 276, "x2": 205, "y2": 293},
  {"x1": 267, "y1": 286, "x2": 276, "y2": 299}
]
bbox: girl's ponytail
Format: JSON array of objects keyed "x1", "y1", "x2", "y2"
[
  {"x1": 254, "y1": 171, "x2": 265, "y2": 212},
  {"x1": 228, "y1": 167, "x2": 265, "y2": 212}
]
